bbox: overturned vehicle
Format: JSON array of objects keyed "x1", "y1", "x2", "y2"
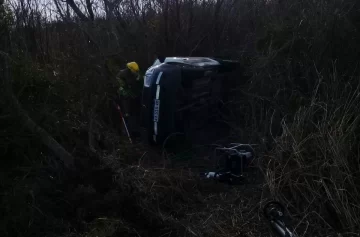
[{"x1": 140, "y1": 57, "x2": 244, "y2": 145}]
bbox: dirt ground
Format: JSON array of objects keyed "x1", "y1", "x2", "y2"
[{"x1": 63, "y1": 121, "x2": 279, "y2": 237}]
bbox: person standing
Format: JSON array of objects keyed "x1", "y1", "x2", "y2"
[
  {"x1": 114, "y1": 62, "x2": 142, "y2": 137},
  {"x1": 116, "y1": 62, "x2": 141, "y2": 110}
]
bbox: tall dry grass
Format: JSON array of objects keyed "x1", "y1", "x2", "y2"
[
  {"x1": 265, "y1": 74, "x2": 360, "y2": 234},
  {"x1": 246, "y1": 0, "x2": 360, "y2": 234}
]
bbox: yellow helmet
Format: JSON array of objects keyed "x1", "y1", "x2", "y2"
[{"x1": 126, "y1": 62, "x2": 140, "y2": 74}]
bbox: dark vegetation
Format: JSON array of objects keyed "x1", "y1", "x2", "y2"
[{"x1": 1, "y1": 0, "x2": 360, "y2": 236}]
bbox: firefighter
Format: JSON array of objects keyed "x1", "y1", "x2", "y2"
[
  {"x1": 115, "y1": 62, "x2": 141, "y2": 114},
  {"x1": 114, "y1": 62, "x2": 142, "y2": 137}
]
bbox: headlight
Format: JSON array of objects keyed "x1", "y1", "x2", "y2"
[
  {"x1": 144, "y1": 64, "x2": 162, "y2": 87},
  {"x1": 143, "y1": 69, "x2": 154, "y2": 87}
]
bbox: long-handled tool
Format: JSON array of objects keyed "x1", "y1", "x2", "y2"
[{"x1": 114, "y1": 102, "x2": 133, "y2": 144}]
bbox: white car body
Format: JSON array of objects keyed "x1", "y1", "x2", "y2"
[{"x1": 152, "y1": 57, "x2": 221, "y2": 67}]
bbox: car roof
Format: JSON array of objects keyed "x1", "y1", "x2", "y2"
[{"x1": 152, "y1": 57, "x2": 221, "y2": 67}]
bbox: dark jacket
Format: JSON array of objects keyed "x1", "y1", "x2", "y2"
[{"x1": 116, "y1": 68, "x2": 143, "y2": 99}]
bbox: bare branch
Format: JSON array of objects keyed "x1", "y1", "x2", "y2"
[
  {"x1": 85, "y1": 0, "x2": 94, "y2": 20},
  {"x1": 66, "y1": 0, "x2": 89, "y2": 21},
  {"x1": 53, "y1": 0, "x2": 66, "y2": 21},
  {"x1": 103, "y1": 0, "x2": 123, "y2": 20}
]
